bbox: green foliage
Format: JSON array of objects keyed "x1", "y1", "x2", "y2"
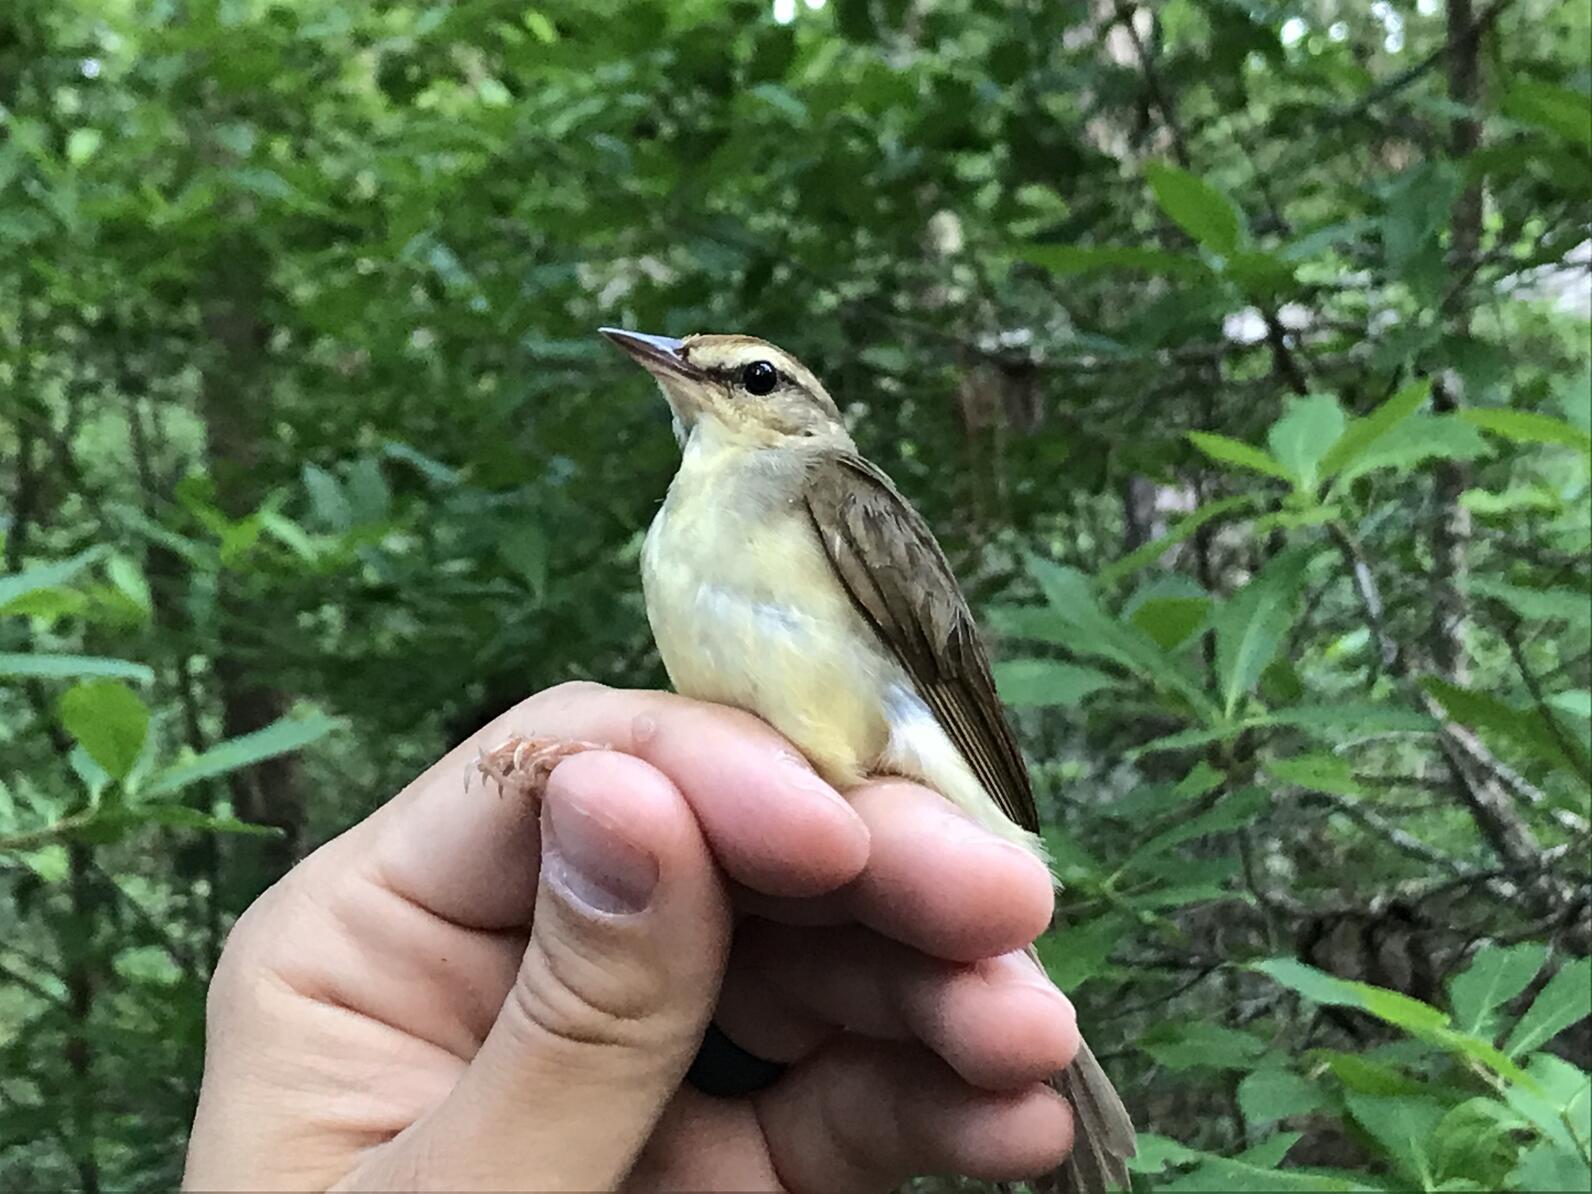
[{"x1": 3, "y1": 0, "x2": 1589, "y2": 1189}]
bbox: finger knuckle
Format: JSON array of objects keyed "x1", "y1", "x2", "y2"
[{"x1": 506, "y1": 932, "x2": 675, "y2": 1055}]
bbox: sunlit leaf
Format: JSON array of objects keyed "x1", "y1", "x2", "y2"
[
  {"x1": 57, "y1": 681, "x2": 150, "y2": 781},
  {"x1": 1266, "y1": 753, "x2": 1362, "y2": 796},
  {"x1": 144, "y1": 714, "x2": 341, "y2": 798},
  {"x1": 1449, "y1": 942, "x2": 1548, "y2": 1035},
  {"x1": 1239, "y1": 1067, "x2": 1328, "y2": 1125},
  {"x1": 1268, "y1": 393, "x2": 1346, "y2": 490},
  {"x1": 1187, "y1": 432, "x2": 1292, "y2": 481},
  {"x1": 1459, "y1": 408, "x2": 1592, "y2": 455},
  {"x1": 0, "y1": 546, "x2": 109, "y2": 611},
  {"x1": 1504, "y1": 958, "x2": 1592, "y2": 1057},
  {"x1": 1469, "y1": 579, "x2": 1592, "y2": 627},
  {"x1": 0, "y1": 653, "x2": 154, "y2": 685},
  {"x1": 993, "y1": 659, "x2": 1119, "y2": 708},
  {"x1": 1345, "y1": 1091, "x2": 1445, "y2": 1186},
  {"x1": 1147, "y1": 162, "x2": 1246, "y2": 256},
  {"x1": 1214, "y1": 548, "x2": 1313, "y2": 717},
  {"x1": 1320, "y1": 380, "x2": 1430, "y2": 483}
]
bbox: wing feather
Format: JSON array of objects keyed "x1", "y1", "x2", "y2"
[{"x1": 803, "y1": 451, "x2": 1038, "y2": 833}]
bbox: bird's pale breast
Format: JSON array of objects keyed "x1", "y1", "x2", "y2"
[
  {"x1": 641, "y1": 432, "x2": 893, "y2": 787},
  {"x1": 640, "y1": 426, "x2": 1042, "y2": 854}
]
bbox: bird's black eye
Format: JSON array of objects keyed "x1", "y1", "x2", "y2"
[{"x1": 741, "y1": 360, "x2": 779, "y2": 395}]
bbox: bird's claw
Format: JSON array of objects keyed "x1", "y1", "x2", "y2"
[{"x1": 472, "y1": 735, "x2": 604, "y2": 806}]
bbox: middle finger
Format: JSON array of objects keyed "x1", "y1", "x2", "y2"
[
  {"x1": 735, "y1": 779, "x2": 1056, "y2": 963},
  {"x1": 715, "y1": 921, "x2": 1079, "y2": 1091}
]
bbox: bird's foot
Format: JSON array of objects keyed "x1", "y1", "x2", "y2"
[{"x1": 472, "y1": 735, "x2": 604, "y2": 806}]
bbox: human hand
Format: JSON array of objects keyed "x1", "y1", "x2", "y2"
[{"x1": 184, "y1": 682, "x2": 1078, "y2": 1192}]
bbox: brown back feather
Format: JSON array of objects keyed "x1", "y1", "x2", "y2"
[{"x1": 802, "y1": 451, "x2": 1039, "y2": 833}]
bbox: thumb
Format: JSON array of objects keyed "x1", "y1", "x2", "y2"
[{"x1": 358, "y1": 750, "x2": 732, "y2": 1192}]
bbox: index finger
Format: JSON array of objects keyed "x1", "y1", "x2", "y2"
[{"x1": 375, "y1": 683, "x2": 871, "y2": 929}]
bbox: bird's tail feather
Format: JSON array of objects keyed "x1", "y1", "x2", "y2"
[
  {"x1": 1025, "y1": 947, "x2": 1135, "y2": 1194},
  {"x1": 1050, "y1": 1038, "x2": 1134, "y2": 1194}
]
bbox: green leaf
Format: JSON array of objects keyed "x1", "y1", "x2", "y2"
[
  {"x1": 144, "y1": 713, "x2": 341, "y2": 798},
  {"x1": 1024, "y1": 558, "x2": 1214, "y2": 714},
  {"x1": 1268, "y1": 394, "x2": 1346, "y2": 490},
  {"x1": 1505, "y1": 958, "x2": 1592, "y2": 1057},
  {"x1": 1430, "y1": 1098, "x2": 1527, "y2": 1191},
  {"x1": 1147, "y1": 162, "x2": 1247, "y2": 256},
  {"x1": 343, "y1": 457, "x2": 392, "y2": 524},
  {"x1": 18, "y1": 844, "x2": 69, "y2": 883},
  {"x1": 1315, "y1": 1049, "x2": 1431, "y2": 1096},
  {"x1": 0, "y1": 586, "x2": 88, "y2": 619},
  {"x1": 1143, "y1": 1021, "x2": 1268, "y2": 1070},
  {"x1": 115, "y1": 805, "x2": 283, "y2": 837},
  {"x1": 1226, "y1": 249, "x2": 1297, "y2": 298},
  {"x1": 1344, "y1": 1091, "x2": 1446, "y2": 1185},
  {"x1": 1128, "y1": 592, "x2": 1211, "y2": 652},
  {"x1": 1122, "y1": 787, "x2": 1270, "y2": 870},
  {"x1": 1255, "y1": 958, "x2": 1451, "y2": 1035},
  {"x1": 1469, "y1": 579, "x2": 1592, "y2": 627},
  {"x1": 1237, "y1": 1131, "x2": 1304, "y2": 1169},
  {"x1": 1449, "y1": 942, "x2": 1548, "y2": 1034},
  {"x1": 1421, "y1": 677, "x2": 1580, "y2": 771},
  {"x1": 1550, "y1": 690, "x2": 1591, "y2": 720},
  {"x1": 1504, "y1": 1053, "x2": 1590, "y2": 1155},
  {"x1": 1335, "y1": 414, "x2": 1493, "y2": 485},
  {"x1": 1178, "y1": 762, "x2": 1227, "y2": 797},
  {"x1": 1254, "y1": 702, "x2": 1437, "y2": 736},
  {"x1": 1128, "y1": 1132, "x2": 1201, "y2": 1174},
  {"x1": 1381, "y1": 163, "x2": 1462, "y2": 298},
  {"x1": 383, "y1": 440, "x2": 460, "y2": 485},
  {"x1": 104, "y1": 555, "x2": 153, "y2": 620},
  {"x1": 987, "y1": 604, "x2": 1074, "y2": 645},
  {"x1": 1129, "y1": 724, "x2": 1242, "y2": 758},
  {"x1": 1097, "y1": 495, "x2": 1258, "y2": 588},
  {"x1": 66, "y1": 127, "x2": 103, "y2": 164},
  {"x1": 1522, "y1": 1053, "x2": 1592, "y2": 1144},
  {"x1": 1320, "y1": 381, "x2": 1430, "y2": 483},
  {"x1": 1266, "y1": 753, "x2": 1362, "y2": 797},
  {"x1": 302, "y1": 463, "x2": 352, "y2": 531},
  {"x1": 1035, "y1": 914, "x2": 1125, "y2": 991},
  {"x1": 1459, "y1": 408, "x2": 1592, "y2": 455},
  {"x1": 498, "y1": 522, "x2": 550, "y2": 599},
  {"x1": 113, "y1": 944, "x2": 183, "y2": 987},
  {"x1": 1162, "y1": 1155, "x2": 1363, "y2": 1191},
  {"x1": 0, "y1": 546, "x2": 108, "y2": 611},
  {"x1": 993, "y1": 659, "x2": 1119, "y2": 708},
  {"x1": 1503, "y1": 80, "x2": 1592, "y2": 149},
  {"x1": 0, "y1": 653, "x2": 154, "y2": 684},
  {"x1": 1511, "y1": 1141, "x2": 1592, "y2": 1193},
  {"x1": 748, "y1": 82, "x2": 808, "y2": 123},
  {"x1": 1239, "y1": 1067, "x2": 1329, "y2": 1125},
  {"x1": 57, "y1": 681, "x2": 150, "y2": 781},
  {"x1": 1187, "y1": 431, "x2": 1293, "y2": 481},
  {"x1": 1010, "y1": 243, "x2": 1212, "y2": 281},
  {"x1": 1214, "y1": 548, "x2": 1313, "y2": 717},
  {"x1": 258, "y1": 511, "x2": 320, "y2": 563}
]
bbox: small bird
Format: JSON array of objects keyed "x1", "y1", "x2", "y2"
[{"x1": 600, "y1": 326, "x2": 1136, "y2": 1194}]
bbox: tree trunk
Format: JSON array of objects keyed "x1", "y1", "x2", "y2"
[
  {"x1": 198, "y1": 238, "x2": 305, "y2": 897},
  {"x1": 1430, "y1": 0, "x2": 1486, "y2": 683}
]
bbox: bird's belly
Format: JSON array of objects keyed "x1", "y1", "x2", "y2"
[{"x1": 642, "y1": 505, "x2": 890, "y2": 786}]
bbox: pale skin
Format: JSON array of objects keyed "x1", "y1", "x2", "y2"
[{"x1": 183, "y1": 682, "x2": 1080, "y2": 1192}]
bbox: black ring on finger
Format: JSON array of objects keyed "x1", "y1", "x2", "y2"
[{"x1": 685, "y1": 1021, "x2": 789, "y2": 1097}]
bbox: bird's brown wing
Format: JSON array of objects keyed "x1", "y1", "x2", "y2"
[{"x1": 802, "y1": 450, "x2": 1039, "y2": 833}]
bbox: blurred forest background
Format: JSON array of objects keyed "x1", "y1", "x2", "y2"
[{"x1": 2, "y1": 0, "x2": 1589, "y2": 1189}]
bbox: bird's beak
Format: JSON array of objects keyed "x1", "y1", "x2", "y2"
[
  {"x1": 599, "y1": 328, "x2": 705, "y2": 382},
  {"x1": 600, "y1": 327, "x2": 715, "y2": 429}
]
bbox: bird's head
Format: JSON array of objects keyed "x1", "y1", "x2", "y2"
[{"x1": 600, "y1": 328, "x2": 846, "y2": 447}]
